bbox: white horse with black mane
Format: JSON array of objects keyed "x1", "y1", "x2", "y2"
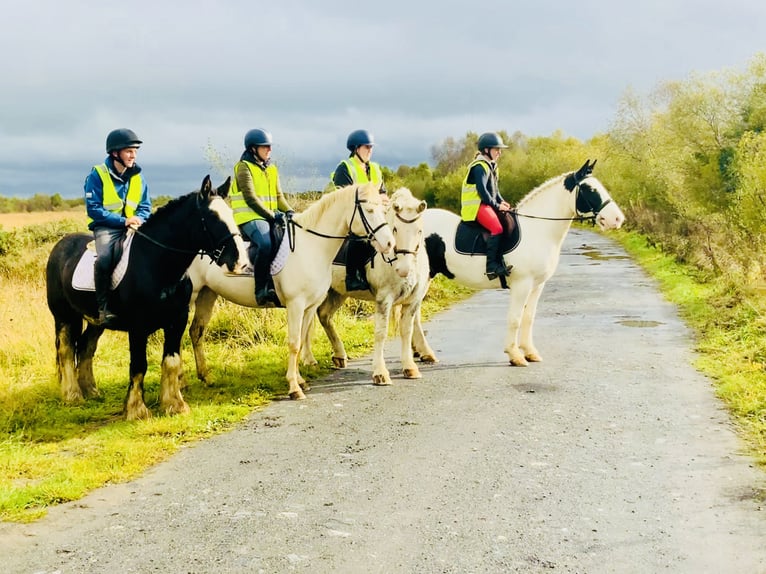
[
  {"x1": 184, "y1": 182, "x2": 395, "y2": 399},
  {"x1": 299, "y1": 187, "x2": 434, "y2": 385},
  {"x1": 418, "y1": 160, "x2": 625, "y2": 366}
]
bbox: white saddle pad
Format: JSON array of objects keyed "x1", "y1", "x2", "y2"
[
  {"x1": 270, "y1": 235, "x2": 289, "y2": 276},
  {"x1": 71, "y1": 230, "x2": 135, "y2": 291}
]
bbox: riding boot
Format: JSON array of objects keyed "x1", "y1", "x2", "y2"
[
  {"x1": 485, "y1": 235, "x2": 511, "y2": 279},
  {"x1": 93, "y1": 267, "x2": 117, "y2": 325},
  {"x1": 254, "y1": 258, "x2": 277, "y2": 307},
  {"x1": 345, "y1": 265, "x2": 370, "y2": 292}
]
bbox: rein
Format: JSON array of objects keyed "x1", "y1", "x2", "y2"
[
  {"x1": 513, "y1": 182, "x2": 611, "y2": 224},
  {"x1": 285, "y1": 187, "x2": 389, "y2": 252},
  {"x1": 132, "y1": 193, "x2": 240, "y2": 265}
]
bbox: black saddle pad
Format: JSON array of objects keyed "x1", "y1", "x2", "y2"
[
  {"x1": 454, "y1": 212, "x2": 521, "y2": 255},
  {"x1": 332, "y1": 238, "x2": 376, "y2": 267}
]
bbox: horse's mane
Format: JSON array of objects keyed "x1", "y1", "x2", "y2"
[
  {"x1": 294, "y1": 183, "x2": 379, "y2": 229},
  {"x1": 140, "y1": 192, "x2": 194, "y2": 231},
  {"x1": 390, "y1": 187, "x2": 415, "y2": 203},
  {"x1": 516, "y1": 173, "x2": 569, "y2": 208}
]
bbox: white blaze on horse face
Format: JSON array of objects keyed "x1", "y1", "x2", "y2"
[
  {"x1": 210, "y1": 196, "x2": 250, "y2": 271},
  {"x1": 585, "y1": 177, "x2": 625, "y2": 230}
]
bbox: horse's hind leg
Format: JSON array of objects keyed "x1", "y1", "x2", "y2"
[
  {"x1": 189, "y1": 287, "x2": 218, "y2": 385},
  {"x1": 159, "y1": 320, "x2": 190, "y2": 416},
  {"x1": 519, "y1": 283, "x2": 545, "y2": 363},
  {"x1": 410, "y1": 306, "x2": 439, "y2": 364},
  {"x1": 315, "y1": 290, "x2": 349, "y2": 368},
  {"x1": 76, "y1": 323, "x2": 105, "y2": 399},
  {"x1": 55, "y1": 319, "x2": 82, "y2": 403}
]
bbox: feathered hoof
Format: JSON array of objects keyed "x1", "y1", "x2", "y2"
[
  {"x1": 418, "y1": 354, "x2": 439, "y2": 364},
  {"x1": 332, "y1": 356, "x2": 347, "y2": 369},
  {"x1": 403, "y1": 367, "x2": 422, "y2": 379},
  {"x1": 125, "y1": 405, "x2": 152, "y2": 421},
  {"x1": 372, "y1": 374, "x2": 392, "y2": 386},
  {"x1": 289, "y1": 389, "x2": 307, "y2": 400},
  {"x1": 164, "y1": 401, "x2": 191, "y2": 416}
]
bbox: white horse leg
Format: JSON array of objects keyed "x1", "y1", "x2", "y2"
[
  {"x1": 285, "y1": 302, "x2": 307, "y2": 400},
  {"x1": 124, "y1": 372, "x2": 151, "y2": 420},
  {"x1": 189, "y1": 287, "x2": 219, "y2": 385},
  {"x1": 504, "y1": 278, "x2": 534, "y2": 366},
  {"x1": 55, "y1": 320, "x2": 83, "y2": 403},
  {"x1": 159, "y1": 353, "x2": 190, "y2": 416},
  {"x1": 372, "y1": 298, "x2": 394, "y2": 385},
  {"x1": 399, "y1": 302, "x2": 422, "y2": 380},
  {"x1": 410, "y1": 306, "x2": 438, "y2": 364},
  {"x1": 315, "y1": 290, "x2": 349, "y2": 368},
  {"x1": 520, "y1": 282, "x2": 545, "y2": 362},
  {"x1": 299, "y1": 314, "x2": 318, "y2": 366}
]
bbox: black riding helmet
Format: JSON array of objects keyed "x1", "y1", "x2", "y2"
[
  {"x1": 346, "y1": 129, "x2": 375, "y2": 152},
  {"x1": 244, "y1": 128, "x2": 273, "y2": 149},
  {"x1": 477, "y1": 132, "x2": 508, "y2": 151},
  {"x1": 106, "y1": 128, "x2": 142, "y2": 153}
]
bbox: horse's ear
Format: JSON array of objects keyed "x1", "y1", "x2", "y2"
[
  {"x1": 217, "y1": 176, "x2": 232, "y2": 199},
  {"x1": 201, "y1": 175, "x2": 213, "y2": 198},
  {"x1": 575, "y1": 159, "x2": 596, "y2": 181},
  {"x1": 393, "y1": 200, "x2": 403, "y2": 214},
  {"x1": 417, "y1": 200, "x2": 427, "y2": 214}
]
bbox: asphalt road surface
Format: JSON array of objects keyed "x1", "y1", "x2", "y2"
[{"x1": 3, "y1": 228, "x2": 766, "y2": 574}]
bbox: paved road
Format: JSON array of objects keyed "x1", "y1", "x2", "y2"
[{"x1": 3, "y1": 228, "x2": 766, "y2": 574}]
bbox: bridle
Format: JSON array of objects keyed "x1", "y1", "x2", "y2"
[
  {"x1": 285, "y1": 187, "x2": 390, "y2": 252},
  {"x1": 514, "y1": 175, "x2": 612, "y2": 224},
  {"x1": 132, "y1": 192, "x2": 240, "y2": 266},
  {"x1": 385, "y1": 210, "x2": 423, "y2": 263}
]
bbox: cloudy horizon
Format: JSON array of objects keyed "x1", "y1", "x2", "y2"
[{"x1": 2, "y1": 0, "x2": 764, "y2": 198}]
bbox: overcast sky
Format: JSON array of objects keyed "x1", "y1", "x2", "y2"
[{"x1": 1, "y1": 0, "x2": 764, "y2": 197}]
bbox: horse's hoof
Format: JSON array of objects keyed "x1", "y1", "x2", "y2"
[
  {"x1": 300, "y1": 381, "x2": 311, "y2": 392},
  {"x1": 372, "y1": 374, "x2": 392, "y2": 386},
  {"x1": 418, "y1": 354, "x2": 439, "y2": 364},
  {"x1": 164, "y1": 402, "x2": 191, "y2": 416},
  {"x1": 125, "y1": 407, "x2": 152, "y2": 421},
  {"x1": 332, "y1": 356, "x2": 347, "y2": 369},
  {"x1": 509, "y1": 358, "x2": 529, "y2": 367},
  {"x1": 289, "y1": 390, "x2": 307, "y2": 400},
  {"x1": 525, "y1": 353, "x2": 543, "y2": 363},
  {"x1": 403, "y1": 367, "x2": 422, "y2": 379}
]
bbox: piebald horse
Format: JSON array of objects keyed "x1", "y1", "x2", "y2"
[
  {"x1": 419, "y1": 160, "x2": 625, "y2": 366},
  {"x1": 185, "y1": 182, "x2": 395, "y2": 399},
  {"x1": 299, "y1": 187, "x2": 434, "y2": 385},
  {"x1": 45, "y1": 176, "x2": 247, "y2": 420}
]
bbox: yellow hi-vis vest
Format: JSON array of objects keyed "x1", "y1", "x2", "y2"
[
  {"x1": 87, "y1": 164, "x2": 143, "y2": 225},
  {"x1": 230, "y1": 161, "x2": 278, "y2": 225},
  {"x1": 460, "y1": 159, "x2": 492, "y2": 221},
  {"x1": 333, "y1": 157, "x2": 383, "y2": 188}
]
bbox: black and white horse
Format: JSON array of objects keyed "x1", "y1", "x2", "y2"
[
  {"x1": 45, "y1": 176, "x2": 247, "y2": 419},
  {"x1": 419, "y1": 160, "x2": 625, "y2": 366}
]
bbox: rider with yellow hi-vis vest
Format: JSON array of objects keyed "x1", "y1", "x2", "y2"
[
  {"x1": 461, "y1": 132, "x2": 513, "y2": 280},
  {"x1": 230, "y1": 128, "x2": 294, "y2": 307},
  {"x1": 84, "y1": 128, "x2": 152, "y2": 325},
  {"x1": 330, "y1": 129, "x2": 388, "y2": 292}
]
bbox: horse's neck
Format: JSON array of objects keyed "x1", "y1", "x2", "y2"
[
  {"x1": 517, "y1": 181, "x2": 575, "y2": 241},
  {"x1": 134, "y1": 214, "x2": 197, "y2": 284}
]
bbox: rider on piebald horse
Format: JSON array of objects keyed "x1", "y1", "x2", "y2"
[
  {"x1": 229, "y1": 128, "x2": 295, "y2": 307},
  {"x1": 461, "y1": 132, "x2": 514, "y2": 280}
]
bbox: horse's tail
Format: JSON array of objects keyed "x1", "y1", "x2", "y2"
[{"x1": 424, "y1": 233, "x2": 454, "y2": 279}]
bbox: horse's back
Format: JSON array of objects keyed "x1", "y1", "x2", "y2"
[{"x1": 46, "y1": 233, "x2": 92, "y2": 318}]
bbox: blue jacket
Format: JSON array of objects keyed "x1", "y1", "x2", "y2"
[{"x1": 84, "y1": 157, "x2": 152, "y2": 230}]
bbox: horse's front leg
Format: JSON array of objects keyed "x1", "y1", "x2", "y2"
[
  {"x1": 519, "y1": 282, "x2": 545, "y2": 363},
  {"x1": 125, "y1": 330, "x2": 152, "y2": 420},
  {"x1": 504, "y1": 277, "x2": 534, "y2": 366},
  {"x1": 372, "y1": 297, "x2": 394, "y2": 385},
  {"x1": 55, "y1": 319, "x2": 82, "y2": 403},
  {"x1": 410, "y1": 305, "x2": 438, "y2": 364},
  {"x1": 299, "y1": 314, "x2": 318, "y2": 366},
  {"x1": 159, "y1": 316, "x2": 190, "y2": 416},
  {"x1": 189, "y1": 287, "x2": 218, "y2": 385},
  {"x1": 76, "y1": 323, "x2": 105, "y2": 399},
  {"x1": 315, "y1": 290, "x2": 348, "y2": 368},
  {"x1": 285, "y1": 302, "x2": 307, "y2": 400},
  {"x1": 399, "y1": 302, "x2": 424, "y2": 380}
]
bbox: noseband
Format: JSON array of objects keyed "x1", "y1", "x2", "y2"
[{"x1": 382, "y1": 210, "x2": 422, "y2": 264}]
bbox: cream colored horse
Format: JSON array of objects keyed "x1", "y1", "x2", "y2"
[
  {"x1": 185, "y1": 182, "x2": 395, "y2": 399},
  {"x1": 418, "y1": 160, "x2": 625, "y2": 366},
  {"x1": 299, "y1": 187, "x2": 435, "y2": 385}
]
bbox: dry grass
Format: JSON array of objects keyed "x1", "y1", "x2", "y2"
[{"x1": 0, "y1": 210, "x2": 85, "y2": 230}]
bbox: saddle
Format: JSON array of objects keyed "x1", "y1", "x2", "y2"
[
  {"x1": 332, "y1": 237, "x2": 376, "y2": 268},
  {"x1": 454, "y1": 211, "x2": 521, "y2": 256}
]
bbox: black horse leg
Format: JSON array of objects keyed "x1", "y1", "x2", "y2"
[
  {"x1": 125, "y1": 330, "x2": 151, "y2": 420},
  {"x1": 159, "y1": 315, "x2": 190, "y2": 416},
  {"x1": 55, "y1": 318, "x2": 83, "y2": 403},
  {"x1": 76, "y1": 323, "x2": 105, "y2": 399}
]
